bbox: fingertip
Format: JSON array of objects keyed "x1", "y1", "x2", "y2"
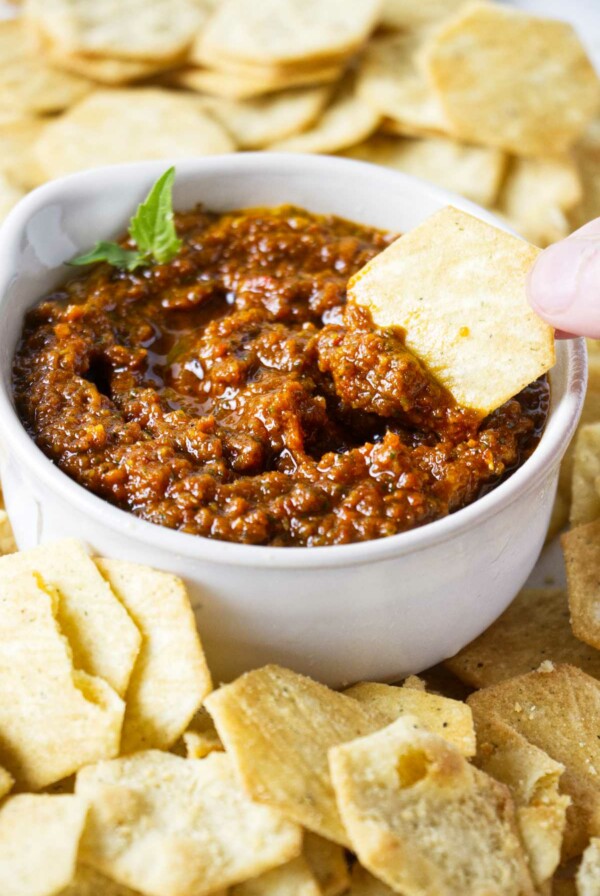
[{"x1": 527, "y1": 236, "x2": 600, "y2": 339}]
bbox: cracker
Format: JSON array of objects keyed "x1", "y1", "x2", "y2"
[
  {"x1": 0, "y1": 118, "x2": 46, "y2": 189},
  {"x1": 347, "y1": 865, "x2": 395, "y2": 896},
  {"x1": 203, "y1": 87, "x2": 329, "y2": 149},
  {"x1": 199, "y1": 0, "x2": 381, "y2": 67},
  {"x1": 552, "y1": 880, "x2": 577, "y2": 896},
  {"x1": 0, "y1": 20, "x2": 91, "y2": 119},
  {"x1": 303, "y1": 833, "x2": 349, "y2": 896},
  {"x1": 183, "y1": 729, "x2": 221, "y2": 759},
  {"x1": 570, "y1": 423, "x2": 600, "y2": 527},
  {"x1": 269, "y1": 82, "x2": 379, "y2": 154},
  {"x1": 204, "y1": 664, "x2": 385, "y2": 846},
  {"x1": 547, "y1": 488, "x2": 569, "y2": 543},
  {"x1": 474, "y1": 714, "x2": 569, "y2": 886},
  {"x1": 423, "y1": 2, "x2": 600, "y2": 156},
  {"x1": 468, "y1": 664, "x2": 600, "y2": 858},
  {"x1": 0, "y1": 508, "x2": 17, "y2": 554},
  {"x1": 577, "y1": 838, "x2": 600, "y2": 896},
  {"x1": 25, "y1": 0, "x2": 204, "y2": 62},
  {"x1": 445, "y1": 587, "x2": 600, "y2": 688},
  {"x1": 59, "y1": 866, "x2": 144, "y2": 896},
  {"x1": 0, "y1": 794, "x2": 87, "y2": 896},
  {"x1": 330, "y1": 716, "x2": 533, "y2": 896},
  {"x1": 558, "y1": 344, "x2": 600, "y2": 512},
  {"x1": 0, "y1": 540, "x2": 140, "y2": 697},
  {"x1": 190, "y1": 40, "x2": 349, "y2": 76},
  {"x1": 571, "y1": 123, "x2": 600, "y2": 229},
  {"x1": 344, "y1": 681, "x2": 476, "y2": 756},
  {"x1": 182, "y1": 707, "x2": 223, "y2": 759},
  {"x1": 348, "y1": 206, "x2": 555, "y2": 415},
  {"x1": 380, "y1": 0, "x2": 471, "y2": 31},
  {"x1": 0, "y1": 173, "x2": 23, "y2": 222},
  {"x1": 95, "y1": 558, "x2": 211, "y2": 753},
  {"x1": 231, "y1": 857, "x2": 321, "y2": 896},
  {"x1": 344, "y1": 133, "x2": 506, "y2": 209},
  {"x1": 496, "y1": 155, "x2": 582, "y2": 248},
  {"x1": 46, "y1": 49, "x2": 176, "y2": 85},
  {"x1": 417, "y1": 664, "x2": 473, "y2": 701},
  {"x1": 356, "y1": 33, "x2": 449, "y2": 139},
  {"x1": 0, "y1": 570, "x2": 124, "y2": 790},
  {"x1": 77, "y1": 751, "x2": 302, "y2": 896},
  {"x1": 562, "y1": 519, "x2": 600, "y2": 650},
  {"x1": 0, "y1": 766, "x2": 13, "y2": 800},
  {"x1": 31, "y1": 89, "x2": 235, "y2": 184},
  {"x1": 171, "y1": 64, "x2": 342, "y2": 100}
]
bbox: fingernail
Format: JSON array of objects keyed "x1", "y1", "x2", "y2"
[{"x1": 528, "y1": 238, "x2": 600, "y2": 315}]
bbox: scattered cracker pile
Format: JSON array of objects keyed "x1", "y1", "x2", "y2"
[
  {"x1": 0, "y1": 527, "x2": 599, "y2": 893},
  {"x1": 0, "y1": 0, "x2": 599, "y2": 247},
  {"x1": 548, "y1": 338, "x2": 600, "y2": 539}
]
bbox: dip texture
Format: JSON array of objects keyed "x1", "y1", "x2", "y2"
[{"x1": 13, "y1": 206, "x2": 548, "y2": 546}]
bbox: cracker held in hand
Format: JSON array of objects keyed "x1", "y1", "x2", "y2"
[
  {"x1": 423, "y1": 2, "x2": 600, "y2": 156},
  {"x1": 77, "y1": 750, "x2": 302, "y2": 896},
  {"x1": 95, "y1": 558, "x2": 212, "y2": 753},
  {"x1": 344, "y1": 680, "x2": 476, "y2": 757},
  {"x1": 0, "y1": 570, "x2": 124, "y2": 790},
  {"x1": 0, "y1": 794, "x2": 87, "y2": 896},
  {"x1": 205, "y1": 664, "x2": 385, "y2": 846},
  {"x1": 348, "y1": 206, "x2": 555, "y2": 415},
  {"x1": 329, "y1": 716, "x2": 534, "y2": 896}
]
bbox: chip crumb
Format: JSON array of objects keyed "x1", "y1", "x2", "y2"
[{"x1": 538, "y1": 661, "x2": 555, "y2": 673}]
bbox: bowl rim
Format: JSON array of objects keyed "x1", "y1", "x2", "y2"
[{"x1": 0, "y1": 153, "x2": 588, "y2": 570}]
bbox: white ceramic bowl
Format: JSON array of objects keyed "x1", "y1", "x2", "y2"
[{"x1": 0, "y1": 154, "x2": 586, "y2": 686}]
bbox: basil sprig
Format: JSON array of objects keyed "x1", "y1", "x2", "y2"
[{"x1": 70, "y1": 167, "x2": 183, "y2": 271}]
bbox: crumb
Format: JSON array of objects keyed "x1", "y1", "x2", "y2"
[{"x1": 538, "y1": 660, "x2": 555, "y2": 673}]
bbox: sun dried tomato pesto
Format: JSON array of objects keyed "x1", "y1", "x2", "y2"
[{"x1": 13, "y1": 205, "x2": 548, "y2": 547}]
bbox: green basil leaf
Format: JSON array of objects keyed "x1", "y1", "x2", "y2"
[
  {"x1": 129, "y1": 166, "x2": 182, "y2": 264},
  {"x1": 69, "y1": 241, "x2": 145, "y2": 272}
]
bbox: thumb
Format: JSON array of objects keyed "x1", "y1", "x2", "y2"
[{"x1": 527, "y1": 218, "x2": 600, "y2": 338}]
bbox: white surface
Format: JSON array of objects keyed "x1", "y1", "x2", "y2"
[{"x1": 0, "y1": 155, "x2": 586, "y2": 685}]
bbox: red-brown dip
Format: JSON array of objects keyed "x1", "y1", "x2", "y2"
[{"x1": 13, "y1": 206, "x2": 548, "y2": 546}]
